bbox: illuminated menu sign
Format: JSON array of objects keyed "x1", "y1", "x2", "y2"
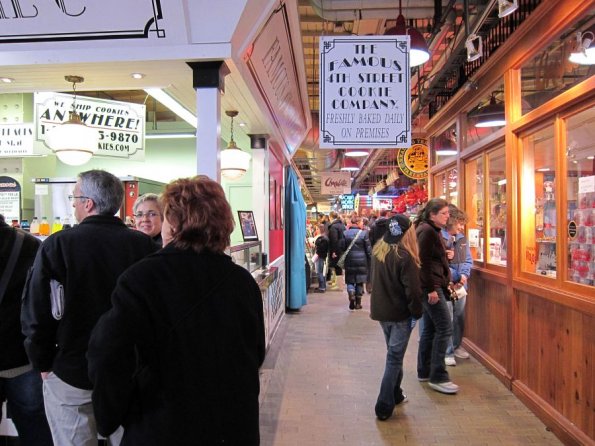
[{"x1": 341, "y1": 194, "x2": 355, "y2": 210}]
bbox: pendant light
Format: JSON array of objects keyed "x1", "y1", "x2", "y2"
[
  {"x1": 384, "y1": 0, "x2": 430, "y2": 67},
  {"x1": 497, "y1": 0, "x2": 518, "y2": 18},
  {"x1": 472, "y1": 96, "x2": 506, "y2": 128},
  {"x1": 46, "y1": 75, "x2": 99, "y2": 166},
  {"x1": 340, "y1": 156, "x2": 360, "y2": 172},
  {"x1": 221, "y1": 110, "x2": 251, "y2": 180},
  {"x1": 568, "y1": 31, "x2": 595, "y2": 65}
]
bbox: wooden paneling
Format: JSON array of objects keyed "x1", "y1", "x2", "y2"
[
  {"x1": 516, "y1": 291, "x2": 595, "y2": 442},
  {"x1": 465, "y1": 273, "x2": 511, "y2": 371}
]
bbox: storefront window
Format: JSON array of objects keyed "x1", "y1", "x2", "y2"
[
  {"x1": 431, "y1": 123, "x2": 457, "y2": 165},
  {"x1": 464, "y1": 81, "x2": 505, "y2": 148},
  {"x1": 566, "y1": 106, "x2": 595, "y2": 288},
  {"x1": 465, "y1": 155, "x2": 484, "y2": 263},
  {"x1": 520, "y1": 14, "x2": 594, "y2": 115},
  {"x1": 520, "y1": 124, "x2": 556, "y2": 278},
  {"x1": 433, "y1": 167, "x2": 458, "y2": 205},
  {"x1": 487, "y1": 147, "x2": 506, "y2": 266}
]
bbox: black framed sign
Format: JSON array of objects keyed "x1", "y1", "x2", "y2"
[{"x1": 238, "y1": 211, "x2": 259, "y2": 241}]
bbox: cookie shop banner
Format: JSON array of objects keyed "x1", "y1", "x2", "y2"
[
  {"x1": 34, "y1": 93, "x2": 146, "y2": 161},
  {"x1": 319, "y1": 36, "x2": 411, "y2": 149}
]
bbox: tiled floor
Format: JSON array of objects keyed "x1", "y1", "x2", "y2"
[{"x1": 259, "y1": 286, "x2": 563, "y2": 446}]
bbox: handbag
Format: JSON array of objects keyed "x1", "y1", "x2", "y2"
[{"x1": 337, "y1": 229, "x2": 362, "y2": 269}]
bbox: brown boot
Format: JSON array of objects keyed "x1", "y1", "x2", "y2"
[
  {"x1": 355, "y1": 296, "x2": 362, "y2": 310},
  {"x1": 348, "y1": 290, "x2": 355, "y2": 310}
]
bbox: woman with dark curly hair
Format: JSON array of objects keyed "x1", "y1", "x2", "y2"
[{"x1": 88, "y1": 175, "x2": 266, "y2": 446}]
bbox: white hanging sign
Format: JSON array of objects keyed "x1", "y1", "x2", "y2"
[
  {"x1": 319, "y1": 36, "x2": 411, "y2": 149},
  {"x1": 34, "y1": 93, "x2": 146, "y2": 160},
  {"x1": 320, "y1": 172, "x2": 351, "y2": 195}
]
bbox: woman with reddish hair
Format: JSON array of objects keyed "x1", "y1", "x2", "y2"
[{"x1": 88, "y1": 175, "x2": 265, "y2": 446}]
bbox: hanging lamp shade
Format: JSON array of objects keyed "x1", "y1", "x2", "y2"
[
  {"x1": 384, "y1": 14, "x2": 430, "y2": 67},
  {"x1": 340, "y1": 156, "x2": 360, "y2": 171},
  {"x1": 221, "y1": 110, "x2": 251, "y2": 180},
  {"x1": 46, "y1": 75, "x2": 99, "y2": 166},
  {"x1": 472, "y1": 96, "x2": 506, "y2": 128},
  {"x1": 568, "y1": 31, "x2": 595, "y2": 65},
  {"x1": 497, "y1": 0, "x2": 518, "y2": 18}
]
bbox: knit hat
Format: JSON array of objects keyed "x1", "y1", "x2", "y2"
[{"x1": 383, "y1": 214, "x2": 412, "y2": 244}]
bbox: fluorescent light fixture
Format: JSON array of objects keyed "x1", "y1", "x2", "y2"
[
  {"x1": 145, "y1": 132, "x2": 196, "y2": 139},
  {"x1": 497, "y1": 179, "x2": 507, "y2": 186},
  {"x1": 536, "y1": 167, "x2": 550, "y2": 172},
  {"x1": 344, "y1": 149, "x2": 369, "y2": 157},
  {"x1": 131, "y1": 72, "x2": 145, "y2": 79},
  {"x1": 436, "y1": 149, "x2": 457, "y2": 156},
  {"x1": 144, "y1": 88, "x2": 197, "y2": 128},
  {"x1": 0, "y1": 77, "x2": 14, "y2": 83}
]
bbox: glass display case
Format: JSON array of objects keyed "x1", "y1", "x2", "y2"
[
  {"x1": 487, "y1": 147, "x2": 506, "y2": 266},
  {"x1": 465, "y1": 154, "x2": 484, "y2": 263},
  {"x1": 228, "y1": 241, "x2": 263, "y2": 274}
]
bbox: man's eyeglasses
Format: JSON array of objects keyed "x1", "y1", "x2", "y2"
[
  {"x1": 134, "y1": 211, "x2": 159, "y2": 219},
  {"x1": 68, "y1": 195, "x2": 89, "y2": 201}
]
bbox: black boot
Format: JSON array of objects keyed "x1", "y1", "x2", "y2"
[
  {"x1": 355, "y1": 296, "x2": 362, "y2": 310},
  {"x1": 348, "y1": 290, "x2": 355, "y2": 310}
]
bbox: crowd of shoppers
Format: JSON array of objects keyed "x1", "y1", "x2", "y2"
[{"x1": 4, "y1": 170, "x2": 265, "y2": 446}]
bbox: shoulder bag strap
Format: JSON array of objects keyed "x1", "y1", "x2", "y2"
[
  {"x1": 0, "y1": 230, "x2": 25, "y2": 306},
  {"x1": 340, "y1": 229, "x2": 362, "y2": 262}
]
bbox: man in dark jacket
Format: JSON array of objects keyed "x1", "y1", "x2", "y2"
[
  {"x1": 327, "y1": 211, "x2": 346, "y2": 290},
  {"x1": 0, "y1": 215, "x2": 52, "y2": 445},
  {"x1": 21, "y1": 170, "x2": 156, "y2": 446}
]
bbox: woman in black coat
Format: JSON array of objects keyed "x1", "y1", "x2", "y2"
[
  {"x1": 88, "y1": 176, "x2": 266, "y2": 446},
  {"x1": 343, "y1": 214, "x2": 371, "y2": 310}
]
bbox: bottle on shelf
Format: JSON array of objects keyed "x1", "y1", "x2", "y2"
[
  {"x1": 62, "y1": 216, "x2": 73, "y2": 230},
  {"x1": 52, "y1": 217, "x2": 63, "y2": 234},
  {"x1": 30, "y1": 217, "x2": 40, "y2": 235},
  {"x1": 20, "y1": 219, "x2": 30, "y2": 232},
  {"x1": 39, "y1": 217, "x2": 50, "y2": 236},
  {"x1": 11, "y1": 219, "x2": 20, "y2": 228}
]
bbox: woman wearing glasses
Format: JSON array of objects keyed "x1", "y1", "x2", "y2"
[{"x1": 133, "y1": 193, "x2": 163, "y2": 247}]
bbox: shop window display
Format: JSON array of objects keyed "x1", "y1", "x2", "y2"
[
  {"x1": 431, "y1": 124, "x2": 457, "y2": 165},
  {"x1": 487, "y1": 147, "x2": 506, "y2": 266},
  {"x1": 464, "y1": 155, "x2": 484, "y2": 263},
  {"x1": 519, "y1": 124, "x2": 556, "y2": 278},
  {"x1": 433, "y1": 167, "x2": 458, "y2": 206},
  {"x1": 566, "y1": 106, "x2": 595, "y2": 288}
]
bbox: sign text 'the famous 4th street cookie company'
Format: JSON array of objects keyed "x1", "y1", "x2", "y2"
[{"x1": 319, "y1": 36, "x2": 411, "y2": 149}]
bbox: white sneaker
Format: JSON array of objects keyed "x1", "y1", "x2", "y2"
[
  {"x1": 445, "y1": 356, "x2": 456, "y2": 367},
  {"x1": 429, "y1": 381, "x2": 459, "y2": 394},
  {"x1": 454, "y1": 347, "x2": 470, "y2": 359}
]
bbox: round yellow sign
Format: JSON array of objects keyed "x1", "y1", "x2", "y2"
[{"x1": 398, "y1": 140, "x2": 428, "y2": 179}]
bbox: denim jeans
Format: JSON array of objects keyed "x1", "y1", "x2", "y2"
[
  {"x1": 417, "y1": 288, "x2": 453, "y2": 383},
  {"x1": 446, "y1": 295, "x2": 467, "y2": 356},
  {"x1": 0, "y1": 368, "x2": 53, "y2": 446},
  {"x1": 346, "y1": 282, "x2": 364, "y2": 297},
  {"x1": 375, "y1": 319, "x2": 413, "y2": 417},
  {"x1": 315, "y1": 257, "x2": 326, "y2": 290}
]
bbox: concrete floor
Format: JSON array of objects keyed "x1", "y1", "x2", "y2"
[{"x1": 258, "y1": 286, "x2": 563, "y2": 446}]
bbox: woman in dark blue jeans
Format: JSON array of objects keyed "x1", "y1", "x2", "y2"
[
  {"x1": 414, "y1": 198, "x2": 459, "y2": 395},
  {"x1": 370, "y1": 215, "x2": 423, "y2": 421}
]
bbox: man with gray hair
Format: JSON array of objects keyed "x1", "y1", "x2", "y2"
[{"x1": 22, "y1": 170, "x2": 156, "y2": 446}]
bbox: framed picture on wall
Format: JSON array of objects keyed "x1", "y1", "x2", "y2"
[{"x1": 238, "y1": 210, "x2": 259, "y2": 241}]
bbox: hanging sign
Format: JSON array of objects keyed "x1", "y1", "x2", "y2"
[
  {"x1": 319, "y1": 35, "x2": 411, "y2": 149},
  {"x1": 34, "y1": 93, "x2": 146, "y2": 161},
  {"x1": 397, "y1": 138, "x2": 428, "y2": 179},
  {"x1": 0, "y1": 124, "x2": 36, "y2": 157},
  {"x1": 0, "y1": 176, "x2": 21, "y2": 222},
  {"x1": 320, "y1": 172, "x2": 351, "y2": 195},
  {"x1": 0, "y1": 0, "x2": 170, "y2": 44}
]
